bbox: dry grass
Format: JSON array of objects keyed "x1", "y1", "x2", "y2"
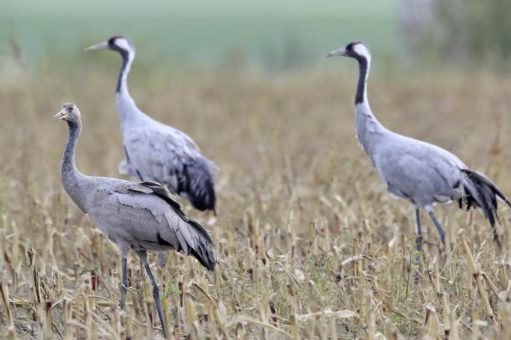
[{"x1": 1, "y1": 61, "x2": 511, "y2": 339}]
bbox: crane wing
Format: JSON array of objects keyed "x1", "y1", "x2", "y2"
[
  {"x1": 121, "y1": 127, "x2": 216, "y2": 190},
  {"x1": 88, "y1": 180, "x2": 217, "y2": 270},
  {"x1": 119, "y1": 126, "x2": 217, "y2": 211},
  {"x1": 374, "y1": 137, "x2": 465, "y2": 206}
]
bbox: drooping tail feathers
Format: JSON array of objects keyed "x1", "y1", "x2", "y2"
[
  {"x1": 139, "y1": 181, "x2": 217, "y2": 271},
  {"x1": 187, "y1": 219, "x2": 217, "y2": 271},
  {"x1": 459, "y1": 169, "x2": 511, "y2": 230},
  {"x1": 183, "y1": 157, "x2": 217, "y2": 213}
]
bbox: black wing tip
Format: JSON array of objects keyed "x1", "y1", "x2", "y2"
[
  {"x1": 187, "y1": 174, "x2": 216, "y2": 212},
  {"x1": 184, "y1": 157, "x2": 217, "y2": 212},
  {"x1": 189, "y1": 242, "x2": 217, "y2": 271},
  {"x1": 497, "y1": 190, "x2": 511, "y2": 208},
  {"x1": 190, "y1": 191, "x2": 216, "y2": 212},
  {"x1": 205, "y1": 257, "x2": 217, "y2": 271},
  {"x1": 461, "y1": 168, "x2": 508, "y2": 227},
  {"x1": 185, "y1": 218, "x2": 217, "y2": 270}
]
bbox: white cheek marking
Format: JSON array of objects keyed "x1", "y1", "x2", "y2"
[
  {"x1": 353, "y1": 43, "x2": 370, "y2": 59},
  {"x1": 115, "y1": 38, "x2": 132, "y2": 53}
]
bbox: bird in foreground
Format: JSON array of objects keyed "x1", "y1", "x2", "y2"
[
  {"x1": 327, "y1": 41, "x2": 511, "y2": 251},
  {"x1": 85, "y1": 35, "x2": 217, "y2": 213},
  {"x1": 55, "y1": 103, "x2": 217, "y2": 336}
]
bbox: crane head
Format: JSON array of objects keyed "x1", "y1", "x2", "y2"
[
  {"x1": 54, "y1": 103, "x2": 81, "y2": 123},
  {"x1": 326, "y1": 41, "x2": 370, "y2": 60},
  {"x1": 85, "y1": 35, "x2": 135, "y2": 55}
]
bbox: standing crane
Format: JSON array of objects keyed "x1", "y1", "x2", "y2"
[
  {"x1": 85, "y1": 35, "x2": 217, "y2": 213},
  {"x1": 55, "y1": 103, "x2": 217, "y2": 336},
  {"x1": 326, "y1": 41, "x2": 511, "y2": 251}
]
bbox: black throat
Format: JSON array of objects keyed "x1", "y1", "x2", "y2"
[
  {"x1": 112, "y1": 46, "x2": 130, "y2": 93},
  {"x1": 355, "y1": 56, "x2": 368, "y2": 105}
]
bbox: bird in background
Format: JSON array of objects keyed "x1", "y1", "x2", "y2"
[
  {"x1": 55, "y1": 103, "x2": 217, "y2": 336},
  {"x1": 327, "y1": 41, "x2": 511, "y2": 252},
  {"x1": 85, "y1": 35, "x2": 217, "y2": 214}
]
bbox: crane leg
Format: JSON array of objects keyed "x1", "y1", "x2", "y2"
[
  {"x1": 414, "y1": 208, "x2": 423, "y2": 284},
  {"x1": 120, "y1": 257, "x2": 128, "y2": 311},
  {"x1": 137, "y1": 251, "x2": 166, "y2": 337},
  {"x1": 426, "y1": 207, "x2": 445, "y2": 245},
  {"x1": 415, "y1": 208, "x2": 423, "y2": 253}
]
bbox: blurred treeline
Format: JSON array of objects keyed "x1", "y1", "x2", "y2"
[{"x1": 402, "y1": 0, "x2": 511, "y2": 67}]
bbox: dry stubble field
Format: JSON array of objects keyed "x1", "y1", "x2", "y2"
[{"x1": 0, "y1": 62, "x2": 511, "y2": 339}]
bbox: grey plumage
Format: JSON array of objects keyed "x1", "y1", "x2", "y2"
[
  {"x1": 85, "y1": 35, "x2": 217, "y2": 213},
  {"x1": 327, "y1": 41, "x2": 511, "y2": 249},
  {"x1": 55, "y1": 103, "x2": 217, "y2": 335}
]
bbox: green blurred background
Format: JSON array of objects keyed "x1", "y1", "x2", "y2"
[
  {"x1": 1, "y1": 0, "x2": 511, "y2": 72},
  {"x1": 1, "y1": 0, "x2": 397, "y2": 71}
]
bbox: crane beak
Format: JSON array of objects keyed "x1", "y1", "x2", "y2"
[
  {"x1": 54, "y1": 109, "x2": 68, "y2": 120},
  {"x1": 84, "y1": 41, "x2": 109, "y2": 52},
  {"x1": 325, "y1": 48, "x2": 347, "y2": 58}
]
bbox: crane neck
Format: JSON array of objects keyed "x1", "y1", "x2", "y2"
[
  {"x1": 353, "y1": 54, "x2": 387, "y2": 155},
  {"x1": 62, "y1": 120, "x2": 81, "y2": 176},
  {"x1": 114, "y1": 49, "x2": 150, "y2": 130},
  {"x1": 61, "y1": 120, "x2": 88, "y2": 212},
  {"x1": 355, "y1": 56, "x2": 369, "y2": 105},
  {"x1": 116, "y1": 49, "x2": 135, "y2": 95}
]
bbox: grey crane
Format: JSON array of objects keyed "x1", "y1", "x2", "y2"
[
  {"x1": 327, "y1": 41, "x2": 511, "y2": 251},
  {"x1": 85, "y1": 35, "x2": 217, "y2": 213},
  {"x1": 55, "y1": 103, "x2": 217, "y2": 336}
]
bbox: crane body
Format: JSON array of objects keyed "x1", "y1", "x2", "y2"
[
  {"x1": 327, "y1": 41, "x2": 511, "y2": 250},
  {"x1": 55, "y1": 103, "x2": 217, "y2": 336}
]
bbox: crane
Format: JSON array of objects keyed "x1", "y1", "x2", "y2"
[
  {"x1": 327, "y1": 41, "x2": 511, "y2": 251},
  {"x1": 55, "y1": 103, "x2": 217, "y2": 336},
  {"x1": 85, "y1": 35, "x2": 217, "y2": 213}
]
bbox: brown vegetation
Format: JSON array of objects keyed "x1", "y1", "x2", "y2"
[{"x1": 0, "y1": 64, "x2": 510, "y2": 338}]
